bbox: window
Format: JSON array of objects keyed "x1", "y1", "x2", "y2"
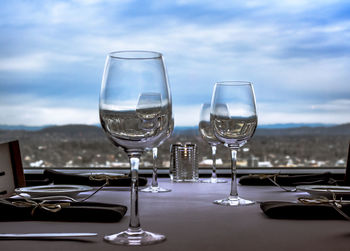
[{"x1": 0, "y1": 1, "x2": 349, "y2": 173}]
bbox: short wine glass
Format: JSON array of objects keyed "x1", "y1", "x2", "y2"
[
  {"x1": 199, "y1": 103, "x2": 227, "y2": 183},
  {"x1": 210, "y1": 81, "x2": 257, "y2": 206},
  {"x1": 141, "y1": 116, "x2": 174, "y2": 193},
  {"x1": 99, "y1": 51, "x2": 172, "y2": 245}
]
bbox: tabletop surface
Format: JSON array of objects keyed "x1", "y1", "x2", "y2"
[{"x1": 1, "y1": 178, "x2": 350, "y2": 251}]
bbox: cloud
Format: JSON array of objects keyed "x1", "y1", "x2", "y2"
[
  {"x1": 0, "y1": 53, "x2": 48, "y2": 72},
  {"x1": 258, "y1": 99, "x2": 350, "y2": 124},
  {"x1": 174, "y1": 105, "x2": 201, "y2": 126},
  {"x1": 259, "y1": 111, "x2": 349, "y2": 125},
  {"x1": 0, "y1": 52, "x2": 90, "y2": 72},
  {"x1": 310, "y1": 99, "x2": 350, "y2": 112},
  {"x1": 0, "y1": 0, "x2": 350, "y2": 125},
  {"x1": 0, "y1": 96, "x2": 98, "y2": 126}
]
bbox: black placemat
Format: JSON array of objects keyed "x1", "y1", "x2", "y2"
[
  {"x1": 0, "y1": 199, "x2": 127, "y2": 222},
  {"x1": 260, "y1": 201, "x2": 350, "y2": 220},
  {"x1": 25, "y1": 169, "x2": 148, "y2": 187},
  {"x1": 240, "y1": 172, "x2": 337, "y2": 186}
]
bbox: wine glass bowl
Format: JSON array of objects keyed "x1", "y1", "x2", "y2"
[
  {"x1": 210, "y1": 81, "x2": 257, "y2": 206},
  {"x1": 99, "y1": 50, "x2": 171, "y2": 245},
  {"x1": 100, "y1": 51, "x2": 171, "y2": 153}
]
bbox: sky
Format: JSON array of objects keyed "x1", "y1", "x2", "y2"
[{"x1": 0, "y1": 0, "x2": 349, "y2": 126}]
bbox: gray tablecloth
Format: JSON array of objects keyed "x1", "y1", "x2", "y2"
[{"x1": 1, "y1": 179, "x2": 350, "y2": 251}]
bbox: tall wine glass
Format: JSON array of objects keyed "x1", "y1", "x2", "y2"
[
  {"x1": 141, "y1": 116, "x2": 174, "y2": 193},
  {"x1": 99, "y1": 51, "x2": 172, "y2": 245},
  {"x1": 199, "y1": 103, "x2": 227, "y2": 183},
  {"x1": 210, "y1": 81, "x2": 257, "y2": 206}
]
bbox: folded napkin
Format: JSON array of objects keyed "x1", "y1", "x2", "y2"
[
  {"x1": 0, "y1": 199, "x2": 127, "y2": 222},
  {"x1": 239, "y1": 172, "x2": 337, "y2": 186},
  {"x1": 25, "y1": 169, "x2": 148, "y2": 187},
  {"x1": 260, "y1": 201, "x2": 350, "y2": 220},
  {"x1": 24, "y1": 176, "x2": 51, "y2": 186}
]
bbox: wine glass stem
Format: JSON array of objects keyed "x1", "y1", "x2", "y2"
[
  {"x1": 128, "y1": 156, "x2": 141, "y2": 232},
  {"x1": 210, "y1": 144, "x2": 218, "y2": 180},
  {"x1": 230, "y1": 149, "x2": 238, "y2": 197},
  {"x1": 151, "y1": 147, "x2": 159, "y2": 188}
]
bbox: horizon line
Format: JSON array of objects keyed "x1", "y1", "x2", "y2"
[{"x1": 0, "y1": 122, "x2": 348, "y2": 130}]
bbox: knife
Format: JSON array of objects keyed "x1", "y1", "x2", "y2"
[{"x1": 0, "y1": 233, "x2": 98, "y2": 239}]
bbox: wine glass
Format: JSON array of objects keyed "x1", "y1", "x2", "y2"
[
  {"x1": 199, "y1": 103, "x2": 227, "y2": 183},
  {"x1": 99, "y1": 50, "x2": 172, "y2": 245},
  {"x1": 141, "y1": 116, "x2": 174, "y2": 193},
  {"x1": 210, "y1": 81, "x2": 257, "y2": 206}
]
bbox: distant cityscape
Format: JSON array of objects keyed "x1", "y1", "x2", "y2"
[{"x1": 0, "y1": 124, "x2": 349, "y2": 169}]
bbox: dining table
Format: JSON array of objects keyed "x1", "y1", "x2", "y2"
[{"x1": 1, "y1": 178, "x2": 350, "y2": 251}]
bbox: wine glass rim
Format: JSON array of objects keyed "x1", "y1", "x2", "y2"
[
  {"x1": 108, "y1": 50, "x2": 163, "y2": 59},
  {"x1": 216, "y1": 81, "x2": 252, "y2": 86}
]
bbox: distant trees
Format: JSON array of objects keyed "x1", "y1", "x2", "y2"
[{"x1": 0, "y1": 125, "x2": 348, "y2": 168}]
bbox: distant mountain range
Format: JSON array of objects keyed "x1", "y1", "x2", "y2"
[
  {"x1": 0, "y1": 123, "x2": 340, "y2": 131},
  {"x1": 0, "y1": 123, "x2": 350, "y2": 136},
  {"x1": 256, "y1": 123, "x2": 350, "y2": 136},
  {"x1": 257, "y1": 123, "x2": 336, "y2": 129},
  {"x1": 0, "y1": 125, "x2": 52, "y2": 131}
]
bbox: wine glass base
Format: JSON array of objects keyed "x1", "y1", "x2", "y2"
[
  {"x1": 201, "y1": 178, "x2": 228, "y2": 183},
  {"x1": 213, "y1": 196, "x2": 255, "y2": 206},
  {"x1": 140, "y1": 186, "x2": 171, "y2": 193},
  {"x1": 104, "y1": 229, "x2": 166, "y2": 246}
]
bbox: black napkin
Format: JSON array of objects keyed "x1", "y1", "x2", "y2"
[
  {"x1": 239, "y1": 172, "x2": 337, "y2": 186},
  {"x1": 25, "y1": 169, "x2": 148, "y2": 187},
  {"x1": 260, "y1": 201, "x2": 350, "y2": 220},
  {"x1": 0, "y1": 199, "x2": 127, "y2": 222}
]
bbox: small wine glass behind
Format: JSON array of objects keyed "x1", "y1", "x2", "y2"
[
  {"x1": 199, "y1": 103, "x2": 227, "y2": 183},
  {"x1": 141, "y1": 95, "x2": 173, "y2": 193},
  {"x1": 210, "y1": 81, "x2": 257, "y2": 206}
]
